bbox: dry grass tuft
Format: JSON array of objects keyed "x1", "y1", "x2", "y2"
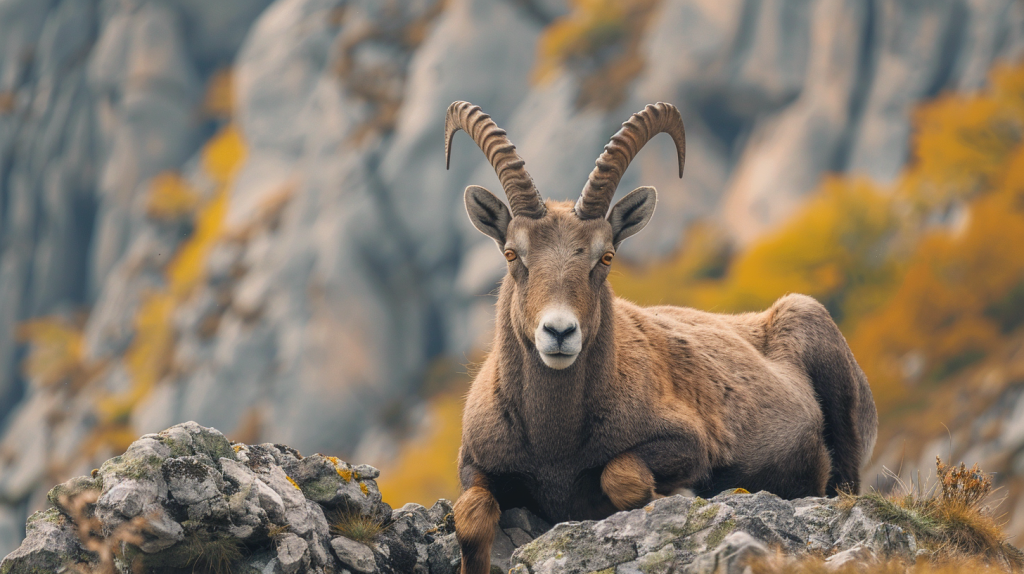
[
  {"x1": 267, "y1": 523, "x2": 290, "y2": 539},
  {"x1": 931, "y1": 458, "x2": 1006, "y2": 556},
  {"x1": 327, "y1": 508, "x2": 388, "y2": 545},
  {"x1": 60, "y1": 491, "x2": 146, "y2": 574},
  {"x1": 181, "y1": 530, "x2": 246, "y2": 574},
  {"x1": 834, "y1": 457, "x2": 1023, "y2": 570}
]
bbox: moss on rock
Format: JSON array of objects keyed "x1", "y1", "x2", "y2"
[
  {"x1": 299, "y1": 476, "x2": 339, "y2": 502},
  {"x1": 46, "y1": 476, "x2": 102, "y2": 513},
  {"x1": 99, "y1": 454, "x2": 164, "y2": 481},
  {"x1": 706, "y1": 518, "x2": 736, "y2": 549},
  {"x1": 191, "y1": 430, "x2": 236, "y2": 463}
]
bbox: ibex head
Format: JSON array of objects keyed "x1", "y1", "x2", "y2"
[{"x1": 446, "y1": 102, "x2": 685, "y2": 369}]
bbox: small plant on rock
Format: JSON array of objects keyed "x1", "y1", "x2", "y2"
[
  {"x1": 267, "y1": 523, "x2": 290, "y2": 539},
  {"x1": 327, "y1": 507, "x2": 387, "y2": 545},
  {"x1": 834, "y1": 457, "x2": 1023, "y2": 569},
  {"x1": 181, "y1": 529, "x2": 246, "y2": 574},
  {"x1": 59, "y1": 491, "x2": 146, "y2": 574}
]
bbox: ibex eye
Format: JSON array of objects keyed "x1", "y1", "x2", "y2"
[
  {"x1": 504, "y1": 249, "x2": 518, "y2": 262},
  {"x1": 601, "y1": 252, "x2": 614, "y2": 266}
]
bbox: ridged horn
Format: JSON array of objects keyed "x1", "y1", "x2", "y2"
[
  {"x1": 575, "y1": 102, "x2": 685, "y2": 220},
  {"x1": 445, "y1": 101, "x2": 546, "y2": 219}
]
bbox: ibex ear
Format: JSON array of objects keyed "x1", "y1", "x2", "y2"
[
  {"x1": 608, "y1": 186, "x2": 657, "y2": 247},
  {"x1": 465, "y1": 185, "x2": 513, "y2": 247}
]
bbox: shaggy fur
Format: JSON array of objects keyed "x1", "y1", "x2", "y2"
[
  {"x1": 453, "y1": 200, "x2": 878, "y2": 574},
  {"x1": 453, "y1": 471, "x2": 501, "y2": 574}
]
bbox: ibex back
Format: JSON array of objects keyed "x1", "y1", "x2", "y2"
[{"x1": 445, "y1": 101, "x2": 878, "y2": 574}]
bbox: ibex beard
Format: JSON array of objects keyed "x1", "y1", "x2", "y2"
[{"x1": 445, "y1": 101, "x2": 878, "y2": 574}]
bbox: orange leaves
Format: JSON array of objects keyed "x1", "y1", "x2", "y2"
[
  {"x1": 609, "y1": 222, "x2": 732, "y2": 310},
  {"x1": 844, "y1": 67, "x2": 1024, "y2": 413},
  {"x1": 92, "y1": 124, "x2": 246, "y2": 448},
  {"x1": 536, "y1": 0, "x2": 631, "y2": 80},
  {"x1": 167, "y1": 123, "x2": 245, "y2": 298},
  {"x1": 146, "y1": 124, "x2": 243, "y2": 225},
  {"x1": 724, "y1": 178, "x2": 898, "y2": 321},
  {"x1": 121, "y1": 292, "x2": 175, "y2": 398},
  {"x1": 850, "y1": 147, "x2": 1024, "y2": 411},
  {"x1": 116, "y1": 124, "x2": 243, "y2": 388}
]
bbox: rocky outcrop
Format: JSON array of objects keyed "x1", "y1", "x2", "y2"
[
  {"x1": 3, "y1": 423, "x2": 1019, "y2": 574},
  {"x1": 511, "y1": 493, "x2": 923, "y2": 574},
  {"x1": 2, "y1": 0, "x2": 1024, "y2": 558},
  {"x1": 0, "y1": 422, "x2": 547, "y2": 574}
]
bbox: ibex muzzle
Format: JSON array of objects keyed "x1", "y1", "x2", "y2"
[{"x1": 535, "y1": 307, "x2": 580, "y2": 369}]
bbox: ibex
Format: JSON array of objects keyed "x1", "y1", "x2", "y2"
[{"x1": 445, "y1": 101, "x2": 878, "y2": 574}]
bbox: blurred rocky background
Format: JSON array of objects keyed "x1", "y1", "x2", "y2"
[{"x1": 1, "y1": 0, "x2": 1023, "y2": 558}]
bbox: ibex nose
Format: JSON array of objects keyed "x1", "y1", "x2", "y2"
[
  {"x1": 535, "y1": 309, "x2": 583, "y2": 369},
  {"x1": 543, "y1": 322, "x2": 577, "y2": 344}
]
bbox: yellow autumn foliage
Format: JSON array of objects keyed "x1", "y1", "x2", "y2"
[
  {"x1": 851, "y1": 145, "x2": 1024, "y2": 413},
  {"x1": 203, "y1": 124, "x2": 247, "y2": 185},
  {"x1": 534, "y1": 0, "x2": 659, "y2": 107},
  {"x1": 128, "y1": 123, "x2": 244, "y2": 375},
  {"x1": 146, "y1": 172, "x2": 201, "y2": 220},
  {"x1": 166, "y1": 124, "x2": 244, "y2": 298},
  {"x1": 612, "y1": 177, "x2": 900, "y2": 326},
  {"x1": 91, "y1": 123, "x2": 247, "y2": 450},
  {"x1": 166, "y1": 190, "x2": 229, "y2": 299},
  {"x1": 903, "y1": 64, "x2": 1024, "y2": 209},
  {"x1": 845, "y1": 65, "x2": 1024, "y2": 414},
  {"x1": 17, "y1": 318, "x2": 85, "y2": 388},
  {"x1": 376, "y1": 392, "x2": 464, "y2": 507},
  {"x1": 613, "y1": 62, "x2": 1024, "y2": 422},
  {"x1": 536, "y1": 0, "x2": 631, "y2": 80}
]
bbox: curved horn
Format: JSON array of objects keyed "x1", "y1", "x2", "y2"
[
  {"x1": 575, "y1": 102, "x2": 686, "y2": 220},
  {"x1": 445, "y1": 101, "x2": 546, "y2": 219}
]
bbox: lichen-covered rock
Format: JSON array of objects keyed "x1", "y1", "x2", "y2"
[
  {"x1": 0, "y1": 423, "x2": 480, "y2": 574},
  {"x1": 508, "y1": 491, "x2": 985, "y2": 574},
  {"x1": 46, "y1": 475, "x2": 102, "y2": 513},
  {"x1": 4, "y1": 422, "x2": 1020, "y2": 574},
  {"x1": 0, "y1": 509, "x2": 83, "y2": 574},
  {"x1": 686, "y1": 531, "x2": 769, "y2": 574},
  {"x1": 286, "y1": 453, "x2": 386, "y2": 519}
]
